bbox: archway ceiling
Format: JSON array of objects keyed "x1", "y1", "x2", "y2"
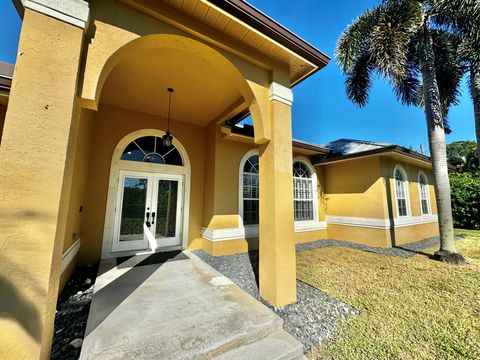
[{"x1": 100, "y1": 48, "x2": 243, "y2": 127}]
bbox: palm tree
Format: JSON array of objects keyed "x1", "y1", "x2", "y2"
[
  {"x1": 433, "y1": 0, "x2": 480, "y2": 162},
  {"x1": 336, "y1": 0, "x2": 477, "y2": 264}
]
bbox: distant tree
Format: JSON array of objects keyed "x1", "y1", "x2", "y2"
[
  {"x1": 335, "y1": 0, "x2": 479, "y2": 264},
  {"x1": 447, "y1": 141, "x2": 479, "y2": 173}
]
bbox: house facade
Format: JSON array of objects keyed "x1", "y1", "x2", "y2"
[{"x1": 0, "y1": 1, "x2": 439, "y2": 359}]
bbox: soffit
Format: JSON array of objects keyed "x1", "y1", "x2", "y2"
[
  {"x1": 100, "y1": 47, "x2": 242, "y2": 126},
  {"x1": 121, "y1": 0, "x2": 329, "y2": 86}
]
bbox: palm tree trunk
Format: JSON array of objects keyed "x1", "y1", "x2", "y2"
[
  {"x1": 419, "y1": 20, "x2": 460, "y2": 260},
  {"x1": 470, "y1": 65, "x2": 480, "y2": 162}
]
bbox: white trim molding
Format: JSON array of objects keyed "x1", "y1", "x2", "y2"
[
  {"x1": 326, "y1": 215, "x2": 438, "y2": 229},
  {"x1": 201, "y1": 227, "x2": 245, "y2": 242},
  {"x1": 295, "y1": 221, "x2": 327, "y2": 232},
  {"x1": 21, "y1": 0, "x2": 90, "y2": 29},
  {"x1": 269, "y1": 82, "x2": 293, "y2": 106},
  {"x1": 61, "y1": 236, "x2": 81, "y2": 273},
  {"x1": 202, "y1": 221, "x2": 327, "y2": 242},
  {"x1": 394, "y1": 214, "x2": 438, "y2": 227}
]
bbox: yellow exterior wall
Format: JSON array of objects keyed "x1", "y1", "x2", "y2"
[
  {"x1": 381, "y1": 157, "x2": 439, "y2": 244},
  {"x1": 327, "y1": 224, "x2": 391, "y2": 248},
  {"x1": 0, "y1": 10, "x2": 85, "y2": 360},
  {"x1": 395, "y1": 222, "x2": 439, "y2": 245},
  {"x1": 63, "y1": 109, "x2": 94, "y2": 253},
  {"x1": 323, "y1": 157, "x2": 387, "y2": 218},
  {"x1": 78, "y1": 105, "x2": 206, "y2": 265}
]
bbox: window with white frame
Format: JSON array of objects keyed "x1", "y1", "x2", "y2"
[
  {"x1": 293, "y1": 161, "x2": 315, "y2": 221},
  {"x1": 418, "y1": 173, "x2": 430, "y2": 215},
  {"x1": 242, "y1": 155, "x2": 259, "y2": 225},
  {"x1": 394, "y1": 167, "x2": 409, "y2": 217}
]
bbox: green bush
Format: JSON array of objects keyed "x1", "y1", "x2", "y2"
[{"x1": 450, "y1": 171, "x2": 480, "y2": 230}]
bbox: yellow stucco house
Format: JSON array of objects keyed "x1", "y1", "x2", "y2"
[{"x1": 0, "y1": 0, "x2": 440, "y2": 358}]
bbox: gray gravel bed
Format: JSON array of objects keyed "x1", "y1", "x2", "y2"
[
  {"x1": 193, "y1": 249, "x2": 358, "y2": 350},
  {"x1": 296, "y1": 236, "x2": 461, "y2": 258},
  {"x1": 51, "y1": 264, "x2": 98, "y2": 360}
]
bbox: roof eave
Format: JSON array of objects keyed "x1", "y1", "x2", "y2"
[{"x1": 206, "y1": 0, "x2": 330, "y2": 71}]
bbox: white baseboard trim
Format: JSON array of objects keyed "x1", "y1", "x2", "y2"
[
  {"x1": 326, "y1": 215, "x2": 438, "y2": 229},
  {"x1": 201, "y1": 221, "x2": 327, "y2": 242},
  {"x1": 61, "y1": 237, "x2": 81, "y2": 273},
  {"x1": 295, "y1": 221, "x2": 327, "y2": 232},
  {"x1": 201, "y1": 227, "x2": 245, "y2": 242}
]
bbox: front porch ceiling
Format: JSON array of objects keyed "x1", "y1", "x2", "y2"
[{"x1": 99, "y1": 47, "x2": 243, "y2": 126}]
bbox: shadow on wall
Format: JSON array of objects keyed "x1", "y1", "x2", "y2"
[{"x1": 0, "y1": 255, "x2": 44, "y2": 343}]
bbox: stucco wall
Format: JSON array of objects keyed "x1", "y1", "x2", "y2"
[
  {"x1": 381, "y1": 157, "x2": 439, "y2": 244},
  {"x1": 323, "y1": 156, "x2": 386, "y2": 218},
  {"x1": 78, "y1": 105, "x2": 206, "y2": 264}
]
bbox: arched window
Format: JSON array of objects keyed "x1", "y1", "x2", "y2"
[
  {"x1": 293, "y1": 161, "x2": 315, "y2": 221},
  {"x1": 394, "y1": 166, "x2": 410, "y2": 217},
  {"x1": 418, "y1": 172, "x2": 431, "y2": 215},
  {"x1": 241, "y1": 154, "x2": 259, "y2": 225},
  {"x1": 121, "y1": 136, "x2": 183, "y2": 166}
]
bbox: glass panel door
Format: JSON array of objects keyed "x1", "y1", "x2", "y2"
[
  {"x1": 119, "y1": 177, "x2": 149, "y2": 241},
  {"x1": 152, "y1": 175, "x2": 183, "y2": 247},
  {"x1": 113, "y1": 172, "x2": 152, "y2": 252}
]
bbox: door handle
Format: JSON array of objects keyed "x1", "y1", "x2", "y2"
[
  {"x1": 151, "y1": 212, "x2": 156, "y2": 225},
  {"x1": 145, "y1": 208, "x2": 151, "y2": 227}
]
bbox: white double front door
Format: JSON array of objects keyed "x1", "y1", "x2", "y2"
[{"x1": 112, "y1": 170, "x2": 183, "y2": 252}]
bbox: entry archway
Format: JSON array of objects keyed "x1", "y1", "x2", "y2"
[{"x1": 82, "y1": 33, "x2": 269, "y2": 143}]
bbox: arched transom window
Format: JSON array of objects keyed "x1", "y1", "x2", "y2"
[
  {"x1": 293, "y1": 161, "x2": 315, "y2": 221},
  {"x1": 242, "y1": 155, "x2": 259, "y2": 225},
  {"x1": 394, "y1": 167, "x2": 409, "y2": 217},
  {"x1": 418, "y1": 173, "x2": 430, "y2": 215},
  {"x1": 121, "y1": 136, "x2": 183, "y2": 166}
]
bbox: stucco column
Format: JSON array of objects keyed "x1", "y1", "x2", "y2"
[
  {"x1": 0, "y1": 4, "x2": 87, "y2": 359},
  {"x1": 258, "y1": 83, "x2": 296, "y2": 307}
]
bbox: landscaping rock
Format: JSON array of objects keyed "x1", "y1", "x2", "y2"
[
  {"x1": 51, "y1": 264, "x2": 98, "y2": 360},
  {"x1": 296, "y1": 236, "x2": 462, "y2": 258},
  {"x1": 193, "y1": 249, "x2": 358, "y2": 351}
]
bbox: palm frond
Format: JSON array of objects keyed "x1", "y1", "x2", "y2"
[
  {"x1": 392, "y1": 37, "x2": 422, "y2": 105},
  {"x1": 369, "y1": 0, "x2": 423, "y2": 81},
  {"x1": 432, "y1": 30, "x2": 464, "y2": 115},
  {"x1": 345, "y1": 52, "x2": 376, "y2": 107},
  {"x1": 336, "y1": 7, "x2": 382, "y2": 73}
]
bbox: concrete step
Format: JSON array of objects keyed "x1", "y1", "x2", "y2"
[
  {"x1": 80, "y1": 253, "x2": 290, "y2": 360},
  {"x1": 212, "y1": 330, "x2": 306, "y2": 360}
]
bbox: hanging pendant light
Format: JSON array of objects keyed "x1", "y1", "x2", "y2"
[{"x1": 163, "y1": 87, "x2": 174, "y2": 147}]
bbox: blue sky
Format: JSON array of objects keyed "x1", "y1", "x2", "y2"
[{"x1": 0, "y1": 0, "x2": 475, "y2": 152}]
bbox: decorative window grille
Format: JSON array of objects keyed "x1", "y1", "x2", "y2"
[
  {"x1": 242, "y1": 155, "x2": 259, "y2": 225},
  {"x1": 293, "y1": 162, "x2": 314, "y2": 221},
  {"x1": 419, "y1": 174, "x2": 430, "y2": 215},
  {"x1": 121, "y1": 136, "x2": 183, "y2": 166},
  {"x1": 395, "y1": 169, "x2": 409, "y2": 217}
]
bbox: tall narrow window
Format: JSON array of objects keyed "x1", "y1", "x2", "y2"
[
  {"x1": 394, "y1": 168, "x2": 409, "y2": 217},
  {"x1": 242, "y1": 155, "x2": 259, "y2": 225},
  {"x1": 419, "y1": 173, "x2": 430, "y2": 215},
  {"x1": 293, "y1": 161, "x2": 314, "y2": 221}
]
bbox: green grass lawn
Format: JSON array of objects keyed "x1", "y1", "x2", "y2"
[{"x1": 298, "y1": 230, "x2": 480, "y2": 360}]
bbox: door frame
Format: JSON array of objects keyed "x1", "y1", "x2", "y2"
[
  {"x1": 101, "y1": 129, "x2": 191, "y2": 259},
  {"x1": 112, "y1": 171, "x2": 184, "y2": 252}
]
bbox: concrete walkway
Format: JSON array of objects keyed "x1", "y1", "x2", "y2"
[{"x1": 79, "y1": 250, "x2": 305, "y2": 360}]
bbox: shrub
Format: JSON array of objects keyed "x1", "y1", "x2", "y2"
[{"x1": 450, "y1": 171, "x2": 480, "y2": 230}]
